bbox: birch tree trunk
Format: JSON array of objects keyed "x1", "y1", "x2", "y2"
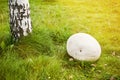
[{"x1": 9, "y1": 0, "x2": 32, "y2": 41}]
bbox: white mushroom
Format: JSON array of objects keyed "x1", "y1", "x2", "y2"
[{"x1": 67, "y1": 33, "x2": 101, "y2": 61}]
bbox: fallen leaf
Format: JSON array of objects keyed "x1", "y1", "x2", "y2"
[
  {"x1": 112, "y1": 51, "x2": 116, "y2": 56},
  {"x1": 69, "y1": 58, "x2": 73, "y2": 61}
]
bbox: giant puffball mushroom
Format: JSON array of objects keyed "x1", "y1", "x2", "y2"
[{"x1": 67, "y1": 33, "x2": 101, "y2": 61}]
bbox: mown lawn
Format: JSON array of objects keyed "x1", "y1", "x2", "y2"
[{"x1": 0, "y1": 0, "x2": 120, "y2": 80}]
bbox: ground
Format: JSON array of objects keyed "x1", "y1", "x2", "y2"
[{"x1": 0, "y1": 0, "x2": 120, "y2": 80}]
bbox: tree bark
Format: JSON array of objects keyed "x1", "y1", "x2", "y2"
[{"x1": 9, "y1": 0, "x2": 32, "y2": 41}]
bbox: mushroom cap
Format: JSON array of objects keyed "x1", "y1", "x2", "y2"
[{"x1": 67, "y1": 33, "x2": 101, "y2": 61}]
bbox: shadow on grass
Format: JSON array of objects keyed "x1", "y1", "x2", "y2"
[
  {"x1": 42, "y1": 0, "x2": 57, "y2": 2},
  {"x1": 0, "y1": 34, "x2": 14, "y2": 54}
]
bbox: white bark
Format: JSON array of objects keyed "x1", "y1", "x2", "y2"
[{"x1": 9, "y1": 0, "x2": 32, "y2": 40}]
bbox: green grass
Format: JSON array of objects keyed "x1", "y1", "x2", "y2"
[{"x1": 0, "y1": 0, "x2": 120, "y2": 80}]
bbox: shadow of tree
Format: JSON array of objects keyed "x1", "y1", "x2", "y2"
[{"x1": 42, "y1": 0, "x2": 57, "y2": 2}]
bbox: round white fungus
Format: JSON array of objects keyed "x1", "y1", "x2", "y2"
[{"x1": 67, "y1": 33, "x2": 101, "y2": 61}]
